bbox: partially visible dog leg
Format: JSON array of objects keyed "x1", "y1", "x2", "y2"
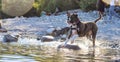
[
  {"x1": 86, "y1": 31, "x2": 92, "y2": 40},
  {"x1": 69, "y1": 34, "x2": 79, "y2": 44},
  {"x1": 92, "y1": 31, "x2": 97, "y2": 48},
  {"x1": 64, "y1": 39, "x2": 69, "y2": 46},
  {"x1": 63, "y1": 34, "x2": 78, "y2": 47}
]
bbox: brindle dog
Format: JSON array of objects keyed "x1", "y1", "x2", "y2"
[{"x1": 67, "y1": 12, "x2": 102, "y2": 47}]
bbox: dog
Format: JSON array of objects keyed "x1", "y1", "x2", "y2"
[{"x1": 67, "y1": 12, "x2": 102, "y2": 47}]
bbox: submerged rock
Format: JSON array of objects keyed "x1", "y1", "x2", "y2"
[{"x1": 57, "y1": 44, "x2": 80, "y2": 51}]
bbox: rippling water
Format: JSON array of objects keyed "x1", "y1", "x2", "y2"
[
  {"x1": 0, "y1": 54, "x2": 36, "y2": 62},
  {"x1": 0, "y1": 37, "x2": 120, "y2": 62},
  {"x1": 0, "y1": 48, "x2": 120, "y2": 62}
]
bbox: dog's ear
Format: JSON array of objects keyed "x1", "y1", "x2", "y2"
[
  {"x1": 67, "y1": 11, "x2": 71, "y2": 17},
  {"x1": 73, "y1": 13, "x2": 78, "y2": 17}
]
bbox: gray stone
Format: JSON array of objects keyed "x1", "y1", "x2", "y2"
[
  {"x1": 3, "y1": 34, "x2": 19, "y2": 42},
  {"x1": 57, "y1": 44, "x2": 80, "y2": 51},
  {"x1": 0, "y1": 28, "x2": 7, "y2": 32},
  {"x1": 39, "y1": 36, "x2": 54, "y2": 42}
]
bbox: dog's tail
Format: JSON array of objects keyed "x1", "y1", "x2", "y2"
[{"x1": 94, "y1": 12, "x2": 102, "y2": 23}]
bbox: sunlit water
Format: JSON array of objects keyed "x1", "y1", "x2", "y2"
[
  {"x1": 0, "y1": 54, "x2": 36, "y2": 62},
  {"x1": 0, "y1": 37, "x2": 120, "y2": 62}
]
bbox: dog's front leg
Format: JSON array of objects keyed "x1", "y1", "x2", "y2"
[
  {"x1": 62, "y1": 29, "x2": 72, "y2": 47},
  {"x1": 64, "y1": 34, "x2": 79, "y2": 46},
  {"x1": 69, "y1": 34, "x2": 79, "y2": 44},
  {"x1": 64, "y1": 38, "x2": 69, "y2": 46}
]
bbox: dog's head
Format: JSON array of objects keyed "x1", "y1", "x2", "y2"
[{"x1": 67, "y1": 12, "x2": 79, "y2": 24}]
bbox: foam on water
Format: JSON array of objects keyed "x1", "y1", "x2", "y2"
[{"x1": 8, "y1": 36, "x2": 102, "y2": 51}]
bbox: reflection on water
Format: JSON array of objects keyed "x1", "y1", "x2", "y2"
[
  {"x1": 0, "y1": 54, "x2": 36, "y2": 62},
  {"x1": 56, "y1": 48, "x2": 120, "y2": 62},
  {"x1": 0, "y1": 47, "x2": 120, "y2": 62},
  {"x1": 0, "y1": 39, "x2": 120, "y2": 62}
]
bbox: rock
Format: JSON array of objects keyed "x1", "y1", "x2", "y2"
[
  {"x1": 3, "y1": 34, "x2": 19, "y2": 42},
  {"x1": 1, "y1": 0, "x2": 34, "y2": 16},
  {"x1": 0, "y1": 23, "x2": 1, "y2": 28},
  {"x1": 0, "y1": 28, "x2": 7, "y2": 32},
  {"x1": 0, "y1": 23, "x2": 7, "y2": 32},
  {"x1": 57, "y1": 44, "x2": 80, "y2": 51},
  {"x1": 51, "y1": 27, "x2": 70, "y2": 37},
  {"x1": 41, "y1": 11, "x2": 46, "y2": 16},
  {"x1": 40, "y1": 36, "x2": 54, "y2": 42}
]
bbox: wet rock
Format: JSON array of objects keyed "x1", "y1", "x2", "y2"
[
  {"x1": 0, "y1": 23, "x2": 7, "y2": 32},
  {"x1": 9, "y1": 29, "x2": 23, "y2": 32},
  {"x1": 39, "y1": 36, "x2": 54, "y2": 42},
  {"x1": 41, "y1": 11, "x2": 46, "y2": 16},
  {"x1": 51, "y1": 27, "x2": 70, "y2": 37},
  {"x1": 57, "y1": 44, "x2": 80, "y2": 51},
  {"x1": 0, "y1": 28, "x2": 7, "y2": 32},
  {"x1": 109, "y1": 43, "x2": 119, "y2": 48},
  {"x1": 0, "y1": 23, "x2": 1, "y2": 28},
  {"x1": 3, "y1": 34, "x2": 19, "y2": 42}
]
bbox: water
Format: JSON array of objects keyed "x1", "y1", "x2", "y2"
[
  {"x1": 0, "y1": 48, "x2": 119, "y2": 62},
  {"x1": 0, "y1": 54, "x2": 36, "y2": 62},
  {"x1": 0, "y1": 38, "x2": 120, "y2": 62}
]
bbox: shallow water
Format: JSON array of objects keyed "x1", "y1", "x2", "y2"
[
  {"x1": 0, "y1": 54, "x2": 36, "y2": 62},
  {"x1": 0, "y1": 38, "x2": 120, "y2": 62},
  {"x1": 0, "y1": 48, "x2": 120, "y2": 62}
]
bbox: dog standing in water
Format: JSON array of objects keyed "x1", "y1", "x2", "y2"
[{"x1": 63, "y1": 12, "x2": 102, "y2": 48}]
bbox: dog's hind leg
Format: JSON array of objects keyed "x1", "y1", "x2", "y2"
[
  {"x1": 87, "y1": 35, "x2": 92, "y2": 41},
  {"x1": 92, "y1": 31, "x2": 97, "y2": 48}
]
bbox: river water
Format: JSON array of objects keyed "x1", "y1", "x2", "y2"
[
  {"x1": 0, "y1": 37, "x2": 120, "y2": 62},
  {"x1": 0, "y1": 54, "x2": 36, "y2": 62}
]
